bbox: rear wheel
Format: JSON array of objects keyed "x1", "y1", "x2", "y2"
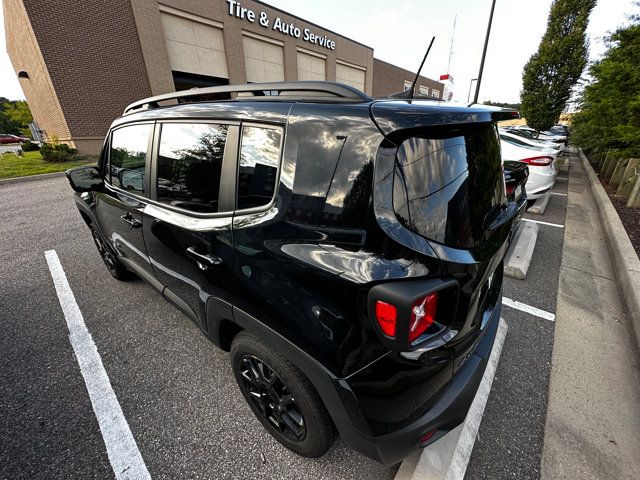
[
  {"x1": 90, "y1": 226, "x2": 130, "y2": 280},
  {"x1": 230, "y1": 332, "x2": 336, "y2": 457}
]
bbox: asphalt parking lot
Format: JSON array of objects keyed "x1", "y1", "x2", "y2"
[{"x1": 0, "y1": 161, "x2": 569, "y2": 480}]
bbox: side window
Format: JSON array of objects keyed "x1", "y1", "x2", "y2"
[
  {"x1": 237, "y1": 126, "x2": 282, "y2": 210},
  {"x1": 157, "y1": 123, "x2": 228, "y2": 213},
  {"x1": 110, "y1": 124, "x2": 152, "y2": 195}
]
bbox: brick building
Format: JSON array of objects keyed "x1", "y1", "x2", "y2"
[{"x1": 4, "y1": 0, "x2": 444, "y2": 154}]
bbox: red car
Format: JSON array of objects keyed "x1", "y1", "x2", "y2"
[{"x1": 0, "y1": 134, "x2": 29, "y2": 144}]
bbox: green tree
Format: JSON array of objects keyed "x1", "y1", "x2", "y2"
[
  {"x1": 520, "y1": 0, "x2": 596, "y2": 131},
  {"x1": 0, "y1": 99, "x2": 33, "y2": 136},
  {"x1": 572, "y1": 8, "x2": 640, "y2": 157}
]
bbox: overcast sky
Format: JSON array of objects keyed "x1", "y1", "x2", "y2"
[{"x1": 0, "y1": 0, "x2": 636, "y2": 102}]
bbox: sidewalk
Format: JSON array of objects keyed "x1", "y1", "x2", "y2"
[{"x1": 541, "y1": 148, "x2": 640, "y2": 479}]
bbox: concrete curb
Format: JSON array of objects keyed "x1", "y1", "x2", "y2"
[
  {"x1": 578, "y1": 148, "x2": 640, "y2": 353},
  {"x1": 527, "y1": 191, "x2": 551, "y2": 215},
  {"x1": 504, "y1": 222, "x2": 539, "y2": 280},
  {"x1": 0, "y1": 171, "x2": 66, "y2": 186}
]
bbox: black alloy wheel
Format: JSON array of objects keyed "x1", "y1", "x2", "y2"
[
  {"x1": 230, "y1": 332, "x2": 336, "y2": 457},
  {"x1": 90, "y1": 227, "x2": 130, "y2": 280},
  {"x1": 239, "y1": 355, "x2": 306, "y2": 442}
]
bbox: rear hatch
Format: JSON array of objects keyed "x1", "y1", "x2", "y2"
[{"x1": 370, "y1": 100, "x2": 517, "y2": 359}]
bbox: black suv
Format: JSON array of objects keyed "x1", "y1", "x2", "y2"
[{"x1": 66, "y1": 82, "x2": 517, "y2": 465}]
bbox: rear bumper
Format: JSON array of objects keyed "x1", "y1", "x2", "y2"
[{"x1": 344, "y1": 300, "x2": 501, "y2": 465}]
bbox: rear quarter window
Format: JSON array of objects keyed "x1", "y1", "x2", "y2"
[{"x1": 237, "y1": 126, "x2": 282, "y2": 210}]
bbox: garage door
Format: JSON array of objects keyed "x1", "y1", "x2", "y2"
[
  {"x1": 297, "y1": 50, "x2": 326, "y2": 81},
  {"x1": 243, "y1": 34, "x2": 284, "y2": 83},
  {"x1": 160, "y1": 11, "x2": 228, "y2": 78},
  {"x1": 336, "y1": 62, "x2": 366, "y2": 92}
]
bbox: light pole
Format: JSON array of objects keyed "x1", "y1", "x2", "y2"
[
  {"x1": 467, "y1": 78, "x2": 478, "y2": 103},
  {"x1": 473, "y1": 0, "x2": 497, "y2": 104}
]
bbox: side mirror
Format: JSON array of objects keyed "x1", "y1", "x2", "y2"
[
  {"x1": 66, "y1": 165, "x2": 103, "y2": 193},
  {"x1": 119, "y1": 169, "x2": 144, "y2": 192}
]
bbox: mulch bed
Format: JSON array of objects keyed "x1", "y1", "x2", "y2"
[{"x1": 600, "y1": 178, "x2": 640, "y2": 257}]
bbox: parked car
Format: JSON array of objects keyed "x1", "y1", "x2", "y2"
[
  {"x1": 500, "y1": 136, "x2": 558, "y2": 200},
  {"x1": 511, "y1": 125, "x2": 566, "y2": 144},
  {"x1": 503, "y1": 160, "x2": 528, "y2": 222},
  {"x1": 0, "y1": 133, "x2": 28, "y2": 144},
  {"x1": 501, "y1": 128, "x2": 564, "y2": 153},
  {"x1": 546, "y1": 124, "x2": 569, "y2": 136},
  {"x1": 65, "y1": 82, "x2": 519, "y2": 465}
]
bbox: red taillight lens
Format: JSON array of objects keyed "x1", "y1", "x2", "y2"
[
  {"x1": 408, "y1": 293, "x2": 438, "y2": 342},
  {"x1": 419, "y1": 428, "x2": 438, "y2": 446},
  {"x1": 520, "y1": 156, "x2": 553, "y2": 166},
  {"x1": 505, "y1": 183, "x2": 515, "y2": 195},
  {"x1": 375, "y1": 301, "x2": 397, "y2": 337}
]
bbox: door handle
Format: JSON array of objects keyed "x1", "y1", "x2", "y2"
[
  {"x1": 186, "y1": 246, "x2": 222, "y2": 270},
  {"x1": 120, "y1": 212, "x2": 142, "y2": 229}
]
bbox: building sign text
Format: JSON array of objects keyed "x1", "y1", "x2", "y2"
[{"x1": 227, "y1": 0, "x2": 336, "y2": 50}]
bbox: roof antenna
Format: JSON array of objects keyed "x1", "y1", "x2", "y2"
[{"x1": 390, "y1": 36, "x2": 435, "y2": 99}]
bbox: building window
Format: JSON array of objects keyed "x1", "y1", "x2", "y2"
[
  {"x1": 109, "y1": 123, "x2": 153, "y2": 195},
  {"x1": 419, "y1": 85, "x2": 429, "y2": 96},
  {"x1": 243, "y1": 34, "x2": 285, "y2": 83},
  {"x1": 431, "y1": 89, "x2": 441, "y2": 99},
  {"x1": 238, "y1": 126, "x2": 283, "y2": 210},
  {"x1": 297, "y1": 49, "x2": 326, "y2": 81},
  {"x1": 156, "y1": 123, "x2": 228, "y2": 213},
  {"x1": 403, "y1": 81, "x2": 413, "y2": 92},
  {"x1": 336, "y1": 61, "x2": 366, "y2": 92}
]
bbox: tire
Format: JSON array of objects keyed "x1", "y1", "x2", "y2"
[
  {"x1": 90, "y1": 226, "x2": 130, "y2": 281},
  {"x1": 230, "y1": 332, "x2": 336, "y2": 458}
]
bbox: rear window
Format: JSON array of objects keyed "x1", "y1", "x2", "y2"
[
  {"x1": 500, "y1": 134, "x2": 547, "y2": 151},
  {"x1": 393, "y1": 124, "x2": 506, "y2": 249}
]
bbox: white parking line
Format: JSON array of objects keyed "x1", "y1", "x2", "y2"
[
  {"x1": 522, "y1": 218, "x2": 565, "y2": 228},
  {"x1": 443, "y1": 319, "x2": 508, "y2": 480},
  {"x1": 502, "y1": 296, "x2": 555, "y2": 321},
  {"x1": 550, "y1": 192, "x2": 568, "y2": 197},
  {"x1": 45, "y1": 250, "x2": 151, "y2": 480}
]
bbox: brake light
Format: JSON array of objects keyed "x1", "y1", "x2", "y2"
[
  {"x1": 520, "y1": 156, "x2": 553, "y2": 166},
  {"x1": 375, "y1": 301, "x2": 397, "y2": 337},
  {"x1": 505, "y1": 183, "x2": 515, "y2": 195},
  {"x1": 409, "y1": 293, "x2": 438, "y2": 342}
]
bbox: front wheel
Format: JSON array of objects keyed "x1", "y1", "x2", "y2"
[
  {"x1": 230, "y1": 332, "x2": 336, "y2": 458},
  {"x1": 90, "y1": 226, "x2": 130, "y2": 281}
]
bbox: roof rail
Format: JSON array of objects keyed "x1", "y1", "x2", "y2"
[{"x1": 123, "y1": 81, "x2": 372, "y2": 115}]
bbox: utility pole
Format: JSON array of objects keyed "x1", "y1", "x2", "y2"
[{"x1": 473, "y1": 0, "x2": 497, "y2": 104}]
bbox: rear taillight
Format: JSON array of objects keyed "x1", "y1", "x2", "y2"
[
  {"x1": 520, "y1": 156, "x2": 553, "y2": 166},
  {"x1": 505, "y1": 183, "x2": 515, "y2": 195},
  {"x1": 375, "y1": 301, "x2": 397, "y2": 337},
  {"x1": 409, "y1": 293, "x2": 438, "y2": 342}
]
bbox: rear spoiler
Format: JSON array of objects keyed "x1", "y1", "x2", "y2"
[{"x1": 370, "y1": 101, "x2": 520, "y2": 139}]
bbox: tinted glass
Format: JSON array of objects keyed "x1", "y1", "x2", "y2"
[
  {"x1": 501, "y1": 134, "x2": 547, "y2": 151},
  {"x1": 393, "y1": 124, "x2": 506, "y2": 249},
  {"x1": 157, "y1": 123, "x2": 228, "y2": 213},
  {"x1": 238, "y1": 126, "x2": 282, "y2": 210},
  {"x1": 110, "y1": 124, "x2": 152, "y2": 195}
]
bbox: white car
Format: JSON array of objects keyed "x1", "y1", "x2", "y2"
[
  {"x1": 500, "y1": 137, "x2": 559, "y2": 200},
  {"x1": 501, "y1": 128, "x2": 565, "y2": 153},
  {"x1": 511, "y1": 125, "x2": 566, "y2": 144}
]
